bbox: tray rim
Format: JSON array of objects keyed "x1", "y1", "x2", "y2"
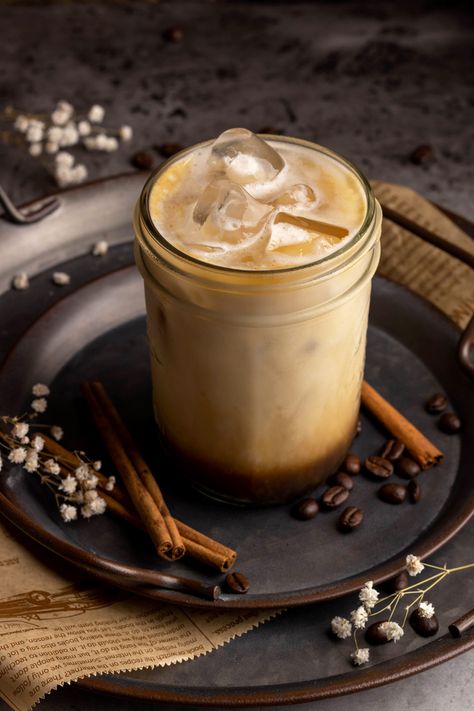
[{"x1": 0, "y1": 266, "x2": 473, "y2": 610}]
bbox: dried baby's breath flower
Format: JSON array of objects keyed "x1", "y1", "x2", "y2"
[
  {"x1": 31, "y1": 397, "x2": 48, "y2": 413},
  {"x1": 60, "y1": 122, "x2": 79, "y2": 147},
  {"x1": 26, "y1": 123, "x2": 44, "y2": 143},
  {"x1": 8, "y1": 447, "x2": 27, "y2": 464},
  {"x1": 52, "y1": 272, "x2": 71, "y2": 286},
  {"x1": 59, "y1": 475, "x2": 77, "y2": 494},
  {"x1": 418, "y1": 601, "x2": 435, "y2": 619},
  {"x1": 406, "y1": 554, "x2": 424, "y2": 577},
  {"x1": 31, "y1": 434, "x2": 45, "y2": 451},
  {"x1": 78, "y1": 120, "x2": 91, "y2": 136},
  {"x1": 44, "y1": 458, "x2": 61, "y2": 475},
  {"x1": 12, "y1": 422, "x2": 29, "y2": 439},
  {"x1": 119, "y1": 125, "x2": 133, "y2": 141},
  {"x1": 51, "y1": 108, "x2": 70, "y2": 126},
  {"x1": 29, "y1": 142, "x2": 42, "y2": 157},
  {"x1": 105, "y1": 475, "x2": 115, "y2": 491},
  {"x1": 379, "y1": 621, "x2": 404, "y2": 642},
  {"x1": 331, "y1": 616, "x2": 352, "y2": 639},
  {"x1": 83, "y1": 473, "x2": 99, "y2": 490},
  {"x1": 14, "y1": 115, "x2": 29, "y2": 132},
  {"x1": 48, "y1": 126, "x2": 63, "y2": 143},
  {"x1": 75, "y1": 464, "x2": 90, "y2": 481},
  {"x1": 92, "y1": 240, "x2": 108, "y2": 257},
  {"x1": 93, "y1": 460, "x2": 102, "y2": 471},
  {"x1": 24, "y1": 450, "x2": 39, "y2": 472},
  {"x1": 359, "y1": 581, "x2": 379, "y2": 610},
  {"x1": 32, "y1": 383, "x2": 50, "y2": 397},
  {"x1": 88, "y1": 104, "x2": 105, "y2": 123},
  {"x1": 350, "y1": 606, "x2": 368, "y2": 630},
  {"x1": 351, "y1": 648, "x2": 370, "y2": 666},
  {"x1": 81, "y1": 496, "x2": 107, "y2": 518},
  {"x1": 56, "y1": 151, "x2": 75, "y2": 168},
  {"x1": 60, "y1": 503, "x2": 77, "y2": 522},
  {"x1": 12, "y1": 272, "x2": 29, "y2": 290},
  {"x1": 50, "y1": 425, "x2": 64, "y2": 441}
]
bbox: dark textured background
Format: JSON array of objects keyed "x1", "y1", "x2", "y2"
[
  {"x1": 0, "y1": 2, "x2": 473, "y2": 710},
  {"x1": 0, "y1": 0, "x2": 473, "y2": 218}
]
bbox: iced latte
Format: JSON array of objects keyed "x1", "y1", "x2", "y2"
[{"x1": 134, "y1": 129, "x2": 382, "y2": 504}]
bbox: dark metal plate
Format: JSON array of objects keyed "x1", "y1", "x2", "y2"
[{"x1": 0, "y1": 265, "x2": 472, "y2": 609}]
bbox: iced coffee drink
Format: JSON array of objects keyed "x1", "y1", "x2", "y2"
[{"x1": 134, "y1": 129, "x2": 382, "y2": 504}]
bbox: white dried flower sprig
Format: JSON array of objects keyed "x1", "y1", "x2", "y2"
[
  {"x1": 1, "y1": 102, "x2": 133, "y2": 187},
  {"x1": 330, "y1": 554, "x2": 474, "y2": 667},
  {"x1": 0, "y1": 383, "x2": 114, "y2": 522}
]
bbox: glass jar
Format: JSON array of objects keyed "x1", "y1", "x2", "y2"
[{"x1": 134, "y1": 137, "x2": 382, "y2": 505}]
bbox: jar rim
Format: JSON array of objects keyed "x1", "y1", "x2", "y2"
[{"x1": 138, "y1": 134, "x2": 376, "y2": 277}]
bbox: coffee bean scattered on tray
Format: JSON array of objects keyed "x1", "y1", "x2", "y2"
[
  {"x1": 378, "y1": 483, "x2": 407, "y2": 504},
  {"x1": 292, "y1": 497, "x2": 319, "y2": 520},
  {"x1": 396, "y1": 457, "x2": 421, "y2": 479},
  {"x1": 410, "y1": 608, "x2": 439, "y2": 637},
  {"x1": 327, "y1": 471, "x2": 354, "y2": 491},
  {"x1": 225, "y1": 571, "x2": 250, "y2": 594},
  {"x1": 338, "y1": 506, "x2": 363, "y2": 532},
  {"x1": 438, "y1": 412, "x2": 462, "y2": 434},
  {"x1": 321, "y1": 485, "x2": 349, "y2": 509},
  {"x1": 131, "y1": 150, "x2": 155, "y2": 170},
  {"x1": 407, "y1": 479, "x2": 421, "y2": 503},
  {"x1": 425, "y1": 392, "x2": 448, "y2": 414},
  {"x1": 365, "y1": 620, "x2": 392, "y2": 645},
  {"x1": 157, "y1": 142, "x2": 185, "y2": 158},
  {"x1": 342, "y1": 453, "x2": 361, "y2": 475},
  {"x1": 388, "y1": 570, "x2": 409, "y2": 593},
  {"x1": 162, "y1": 26, "x2": 184, "y2": 43},
  {"x1": 380, "y1": 439, "x2": 405, "y2": 461},
  {"x1": 364, "y1": 456, "x2": 394, "y2": 479},
  {"x1": 409, "y1": 144, "x2": 434, "y2": 165}
]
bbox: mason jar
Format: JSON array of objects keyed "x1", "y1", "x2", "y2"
[{"x1": 134, "y1": 137, "x2": 382, "y2": 505}]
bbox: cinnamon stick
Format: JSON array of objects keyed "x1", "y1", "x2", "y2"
[
  {"x1": 361, "y1": 380, "x2": 444, "y2": 469},
  {"x1": 42, "y1": 433, "x2": 237, "y2": 572},
  {"x1": 81, "y1": 382, "x2": 185, "y2": 561}
]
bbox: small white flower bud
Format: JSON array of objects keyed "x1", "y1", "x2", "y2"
[{"x1": 88, "y1": 104, "x2": 105, "y2": 123}]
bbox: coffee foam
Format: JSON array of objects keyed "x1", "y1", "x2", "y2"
[{"x1": 149, "y1": 129, "x2": 366, "y2": 270}]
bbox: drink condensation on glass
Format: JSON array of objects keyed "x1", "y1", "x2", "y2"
[{"x1": 134, "y1": 129, "x2": 382, "y2": 505}]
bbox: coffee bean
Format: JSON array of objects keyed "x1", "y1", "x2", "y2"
[
  {"x1": 378, "y1": 483, "x2": 407, "y2": 504},
  {"x1": 259, "y1": 126, "x2": 282, "y2": 135},
  {"x1": 387, "y1": 570, "x2": 409, "y2": 593},
  {"x1": 365, "y1": 620, "x2": 392, "y2": 645},
  {"x1": 438, "y1": 412, "x2": 462, "y2": 434},
  {"x1": 225, "y1": 571, "x2": 250, "y2": 594},
  {"x1": 380, "y1": 439, "x2": 405, "y2": 461},
  {"x1": 342, "y1": 453, "x2": 361, "y2": 475},
  {"x1": 327, "y1": 471, "x2": 354, "y2": 491},
  {"x1": 425, "y1": 392, "x2": 448, "y2": 414},
  {"x1": 407, "y1": 479, "x2": 421, "y2": 503},
  {"x1": 409, "y1": 144, "x2": 434, "y2": 165},
  {"x1": 162, "y1": 26, "x2": 184, "y2": 43},
  {"x1": 410, "y1": 608, "x2": 439, "y2": 637},
  {"x1": 338, "y1": 506, "x2": 364, "y2": 532},
  {"x1": 364, "y1": 456, "x2": 394, "y2": 479},
  {"x1": 292, "y1": 497, "x2": 319, "y2": 520},
  {"x1": 396, "y1": 457, "x2": 421, "y2": 479},
  {"x1": 157, "y1": 142, "x2": 185, "y2": 158},
  {"x1": 321, "y1": 485, "x2": 349, "y2": 509},
  {"x1": 131, "y1": 150, "x2": 155, "y2": 170}
]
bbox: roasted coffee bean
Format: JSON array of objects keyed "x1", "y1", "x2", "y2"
[
  {"x1": 425, "y1": 392, "x2": 448, "y2": 414},
  {"x1": 292, "y1": 497, "x2": 319, "y2": 521},
  {"x1": 438, "y1": 412, "x2": 462, "y2": 434},
  {"x1": 380, "y1": 439, "x2": 405, "y2": 462},
  {"x1": 225, "y1": 571, "x2": 250, "y2": 594},
  {"x1": 338, "y1": 506, "x2": 364, "y2": 532},
  {"x1": 410, "y1": 608, "x2": 439, "y2": 637},
  {"x1": 259, "y1": 126, "x2": 282, "y2": 135},
  {"x1": 407, "y1": 479, "x2": 421, "y2": 504},
  {"x1": 321, "y1": 485, "x2": 349, "y2": 509},
  {"x1": 397, "y1": 457, "x2": 421, "y2": 479},
  {"x1": 378, "y1": 483, "x2": 407, "y2": 504},
  {"x1": 342, "y1": 453, "x2": 361, "y2": 475},
  {"x1": 409, "y1": 144, "x2": 434, "y2": 165},
  {"x1": 157, "y1": 142, "x2": 185, "y2": 158},
  {"x1": 327, "y1": 471, "x2": 354, "y2": 491},
  {"x1": 162, "y1": 26, "x2": 184, "y2": 43},
  {"x1": 131, "y1": 150, "x2": 155, "y2": 170},
  {"x1": 365, "y1": 620, "x2": 392, "y2": 645},
  {"x1": 364, "y1": 456, "x2": 394, "y2": 479},
  {"x1": 387, "y1": 570, "x2": 409, "y2": 593}
]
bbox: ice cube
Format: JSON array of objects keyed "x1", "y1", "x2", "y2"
[
  {"x1": 192, "y1": 178, "x2": 273, "y2": 245},
  {"x1": 209, "y1": 128, "x2": 284, "y2": 185},
  {"x1": 272, "y1": 183, "x2": 317, "y2": 209}
]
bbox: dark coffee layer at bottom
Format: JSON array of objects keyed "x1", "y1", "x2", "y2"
[{"x1": 159, "y1": 425, "x2": 357, "y2": 506}]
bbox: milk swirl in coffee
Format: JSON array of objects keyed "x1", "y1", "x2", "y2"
[{"x1": 135, "y1": 130, "x2": 382, "y2": 504}]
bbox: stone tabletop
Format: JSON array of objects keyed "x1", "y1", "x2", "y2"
[{"x1": 0, "y1": 1, "x2": 472, "y2": 710}]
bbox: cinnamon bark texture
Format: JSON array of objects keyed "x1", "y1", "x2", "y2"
[{"x1": 361, "y1": 381, "x2": 444, "y2": 469}]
